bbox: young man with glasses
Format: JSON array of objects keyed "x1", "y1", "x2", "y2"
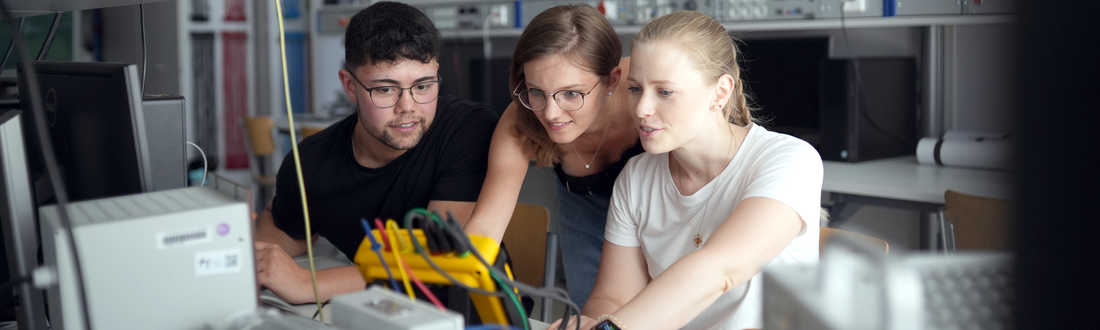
[{"x1": 254, "y1": 1, "x2": 498, "y2": 305}]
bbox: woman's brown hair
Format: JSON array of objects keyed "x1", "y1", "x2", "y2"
[
  {"x1": 509, "y1": 4, "x2": 622, "y2": 167},
  {"x1": 632, "y1": 11, "x2": 755, "y2": 126}
]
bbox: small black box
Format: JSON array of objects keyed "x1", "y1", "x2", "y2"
[{"x1": 819, "y1": 58, "x2": 919, "y2": 162}]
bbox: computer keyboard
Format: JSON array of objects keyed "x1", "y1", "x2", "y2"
[
  {"x1": 907, "y1": 253, "x2": 1014, "y2": 330},
  {"x1": 226, "y1": 308, "x2": 336, "y2": 330},
  {"x1": 763, "y1": 232, "x2": 1014, "y2": 330}
]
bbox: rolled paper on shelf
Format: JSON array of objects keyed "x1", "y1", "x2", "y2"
[{"x1": 916, "y1": 134, "x2": 1015, "y2": 171}]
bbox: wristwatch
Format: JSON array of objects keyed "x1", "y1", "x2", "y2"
[{"x1": 592, "y1": 319, "x2": 623, "y2": 330}]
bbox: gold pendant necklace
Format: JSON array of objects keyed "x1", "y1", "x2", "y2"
[
  {"x1": 693, "y1": 200, "x2": 710, "y2": 247},
  {"x1": 570, "y1": 110, "x2": 614, "y2": 169},
  {"x1": 677, "y1": 162, "x2": 712, "y2": 248},
  {"x1": 674, "y1": 121, "x2": 737, "y2": 248}
]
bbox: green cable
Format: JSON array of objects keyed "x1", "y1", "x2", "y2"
[
  {"x1": 403, "y1": 209, "x2": 535, "y2": 329},
  {"x1": 409, "y1": 207, "x2": 446, "y2": 226},
  {"x1": 490, "y1": 270, "x2": 529, "y2": 330},
  {"x1": 408, "y1": 209, "x2": 529, "y2": 329}
]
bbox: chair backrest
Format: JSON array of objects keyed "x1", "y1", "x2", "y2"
[
  {"x1": 820, "y1": 227, "x2": 889, "y2": 256},
  {"x1": 301, "y1": 126, "x2": 325, "y2": 139},
  {"x1": 242, "y1": 116, "x2": 276, "y2": 157},
  {"x1": 501, "y1": 203, "x2": 550, "y2": 287},
  {"x1": 944, "y1": 190, "x2": 1012, "y2": 251}
]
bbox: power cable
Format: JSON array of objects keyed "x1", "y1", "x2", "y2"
[
  {"x1": 186, "y1": 141, "x2": 207, "y2": 186},
  {"x1": 36, "y1": 12, "x2": 63, "y2": 61},
  {"x1": 839, "y1": 2, "x2": 913, "y2": 149},
  {"x1": 274, "y1": 0, "x2": 325, "y2": 321},
  {"x1": 0, "y1": 17, "x2": 23, "y2": 70},
  {"x1": 140, "y1": 4, "x2": 147, "y2": 94}
]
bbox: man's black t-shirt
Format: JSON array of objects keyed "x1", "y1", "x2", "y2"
[{"x1": 270, "y1": 95, "x2": 498, "y2": 260}]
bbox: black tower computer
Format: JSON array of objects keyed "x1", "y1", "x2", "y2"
[
  {"x1": 17, "y1": 62, "x2": 187, "y2": 203},
  {"x1": 819, "y1": 58, "x2": 919, "y2": 162}
]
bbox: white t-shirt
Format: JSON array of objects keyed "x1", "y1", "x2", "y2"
[{"x1": 605, "y1": 124, "x2": 823, "y2": 330}]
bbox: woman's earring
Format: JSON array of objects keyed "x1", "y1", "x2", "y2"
[{"x1": 608, "y1": 91, "x2": 613, "y2": 96}]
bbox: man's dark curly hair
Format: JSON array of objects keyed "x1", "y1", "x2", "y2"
[{"x1": 344, "y1": 1, "x2": 442, "y2": 69}]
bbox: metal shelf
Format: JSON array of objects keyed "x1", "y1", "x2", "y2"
[
  {"x1": 440, "y1": 14, "x2": 1015, "y2": 39},
  {"x1": 4, "y1": 0, "x2": 173, "y2": 17}
]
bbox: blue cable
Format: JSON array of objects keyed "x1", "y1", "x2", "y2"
[{"x1": 361, "y1": 218, "x2": 400, "y2": 293}]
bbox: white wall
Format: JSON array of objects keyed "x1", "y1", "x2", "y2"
[
  {"x1": 945, "y1": 23, "x2": 1017, "y2": 133},
  {"x1": 100, "y1": 2, "x2": 180, "y2": 96}
]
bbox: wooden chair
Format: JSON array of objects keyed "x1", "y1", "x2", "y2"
[
  {"x1": 820, "y1": 227, "x2": 890, "y2": 256},
  {"x1": 941, "y1": 190, "x2": 1012, "y2": 251},
  {"x1": 500, "y1": 203, "x2": 558, "y2": 322},
  {"x1": 301, "y1": 126, "x2": 325, "y2": 139},
  {"x1": 241, "y1": 116, "x2": 278, "y2": 208}
]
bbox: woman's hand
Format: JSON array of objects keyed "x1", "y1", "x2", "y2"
[{"x1": 548, "y1": 314, "x2": 600, "y2": 330}]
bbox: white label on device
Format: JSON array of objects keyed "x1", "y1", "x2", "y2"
[
  {"x1": 156, "y1": 227, "x2": 212, "y2": 250},
  {"x1": 195, "y1": 249, "x2": 242, "y2": 276}
]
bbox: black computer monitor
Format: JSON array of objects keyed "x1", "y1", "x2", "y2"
[
  {"x1": 740, "y1": 37, "x2": 830, "y2": 148},
  {"x1": 17, "y1": 61, "x2": 151, "y2": 202},
  {"x1": 0, "y1": 109, "x2": 48, "y2": 328}
]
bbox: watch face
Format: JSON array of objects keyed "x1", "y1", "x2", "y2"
[{"x1": 594, "y1": 320, "x2": 621, "y2": 330}]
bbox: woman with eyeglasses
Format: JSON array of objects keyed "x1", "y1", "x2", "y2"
[{"x1": 461, "y1": 4, "x2": 641, "y2": 308}]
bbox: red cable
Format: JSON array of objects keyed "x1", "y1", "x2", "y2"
[
  {"x1": 373, "y1": 217, "x2": 443, "y2": 310},
  {"x1": 374, "y1": 218, "x2": 391, "y2": 251},
  {"x1": 397, "y1": 256, "x2": 447, "y2": 312}
]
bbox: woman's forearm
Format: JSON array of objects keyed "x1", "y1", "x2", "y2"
[
  {"x1": 582, "y1": 295, "x2": 624, "y2": 318},
  {"x1": 608, "y1": 250, "x2": 752, "y2": 330},
  {"x1": 463, "y1": 105, "x2": 530, "y2": 242}
]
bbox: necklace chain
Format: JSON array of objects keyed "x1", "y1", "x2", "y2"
[
  {"x1": 674, "y1": 123, "x2": 737, "y2": 248},
  {"x1": 570, "y1": 110, "x2": 615, "y2": 169}
]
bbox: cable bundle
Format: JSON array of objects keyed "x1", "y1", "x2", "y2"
[{"x1": 352, "y1": 209, "x2": 582, "y2": 330}]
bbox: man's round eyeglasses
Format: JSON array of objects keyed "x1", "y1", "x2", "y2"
[
  {"x1": 346, "y1": 67, "x2": 441, "y2": 108},
  {"x1": 513, "y1": 80, "x2": 601, "y2": 111}
]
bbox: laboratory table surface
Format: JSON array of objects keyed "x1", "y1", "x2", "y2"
[
  {"x1": 823, "y1": 156, "x2": 1014, "y2": 204},
  {"x1": 822, "y1": 156, "x2": 1014, "y2": 250}
]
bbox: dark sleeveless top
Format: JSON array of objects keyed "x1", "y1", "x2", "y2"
[{"x1": 554, "y1": 139, "x2": 645, "y2": 196}]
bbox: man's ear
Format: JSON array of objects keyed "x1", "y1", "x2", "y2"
[{"x1": 339, "y1": 68, "x2": 358, "y2": 103}]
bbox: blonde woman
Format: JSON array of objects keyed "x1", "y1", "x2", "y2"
[{"x1": 554, "y1": 11, "x2": 822, "y2": 330}]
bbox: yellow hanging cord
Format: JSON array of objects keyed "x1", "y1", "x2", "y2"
[
  {"x1": 274, "y1": 0, "x2": 324, "y2": 321},
  {"x1": 386, "y1": 219, "x2": 416, "y2": 301}
]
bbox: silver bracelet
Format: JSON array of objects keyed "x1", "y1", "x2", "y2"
[{"x1": 598, "y1": 314, "x2": 626, "y2": 330}]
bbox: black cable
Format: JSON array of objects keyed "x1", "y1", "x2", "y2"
[
  {"x1": 139, "y1": 3, "x2": 147, "y2": 94},
  {"x1": 457, "y1": 229, "x2": 575, "y2": 305},
  {"x1": 455, "y1": 227, "x2": 580, "y2": 330},
  {"x1": 402, "y1": 212, "x2": 510, "y2": 298},
  {"x1": 311, "y1": 301, "x2": 329, "y2": 319},
  {"x1": 402, "y1": 211, "x2": 581, "y2": 329},
  {"x1": 0, "y1": 17, "x2": 23, "y2": 70},
  {"x1": 36, "y1": 12, "x2": 63, "y2": 61},
  {"x1": 839, "y1": 3, "x2": 912, "y2": 149},
  {"x1": 429, "y1": 213, "x2": 580, "y2": 330},
  {"x1": 0, "y1": 2, "x2": 94, "y2": 330},
  {"x1": 437, "y1": 213, "x2": 575, "y2": 305}
]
